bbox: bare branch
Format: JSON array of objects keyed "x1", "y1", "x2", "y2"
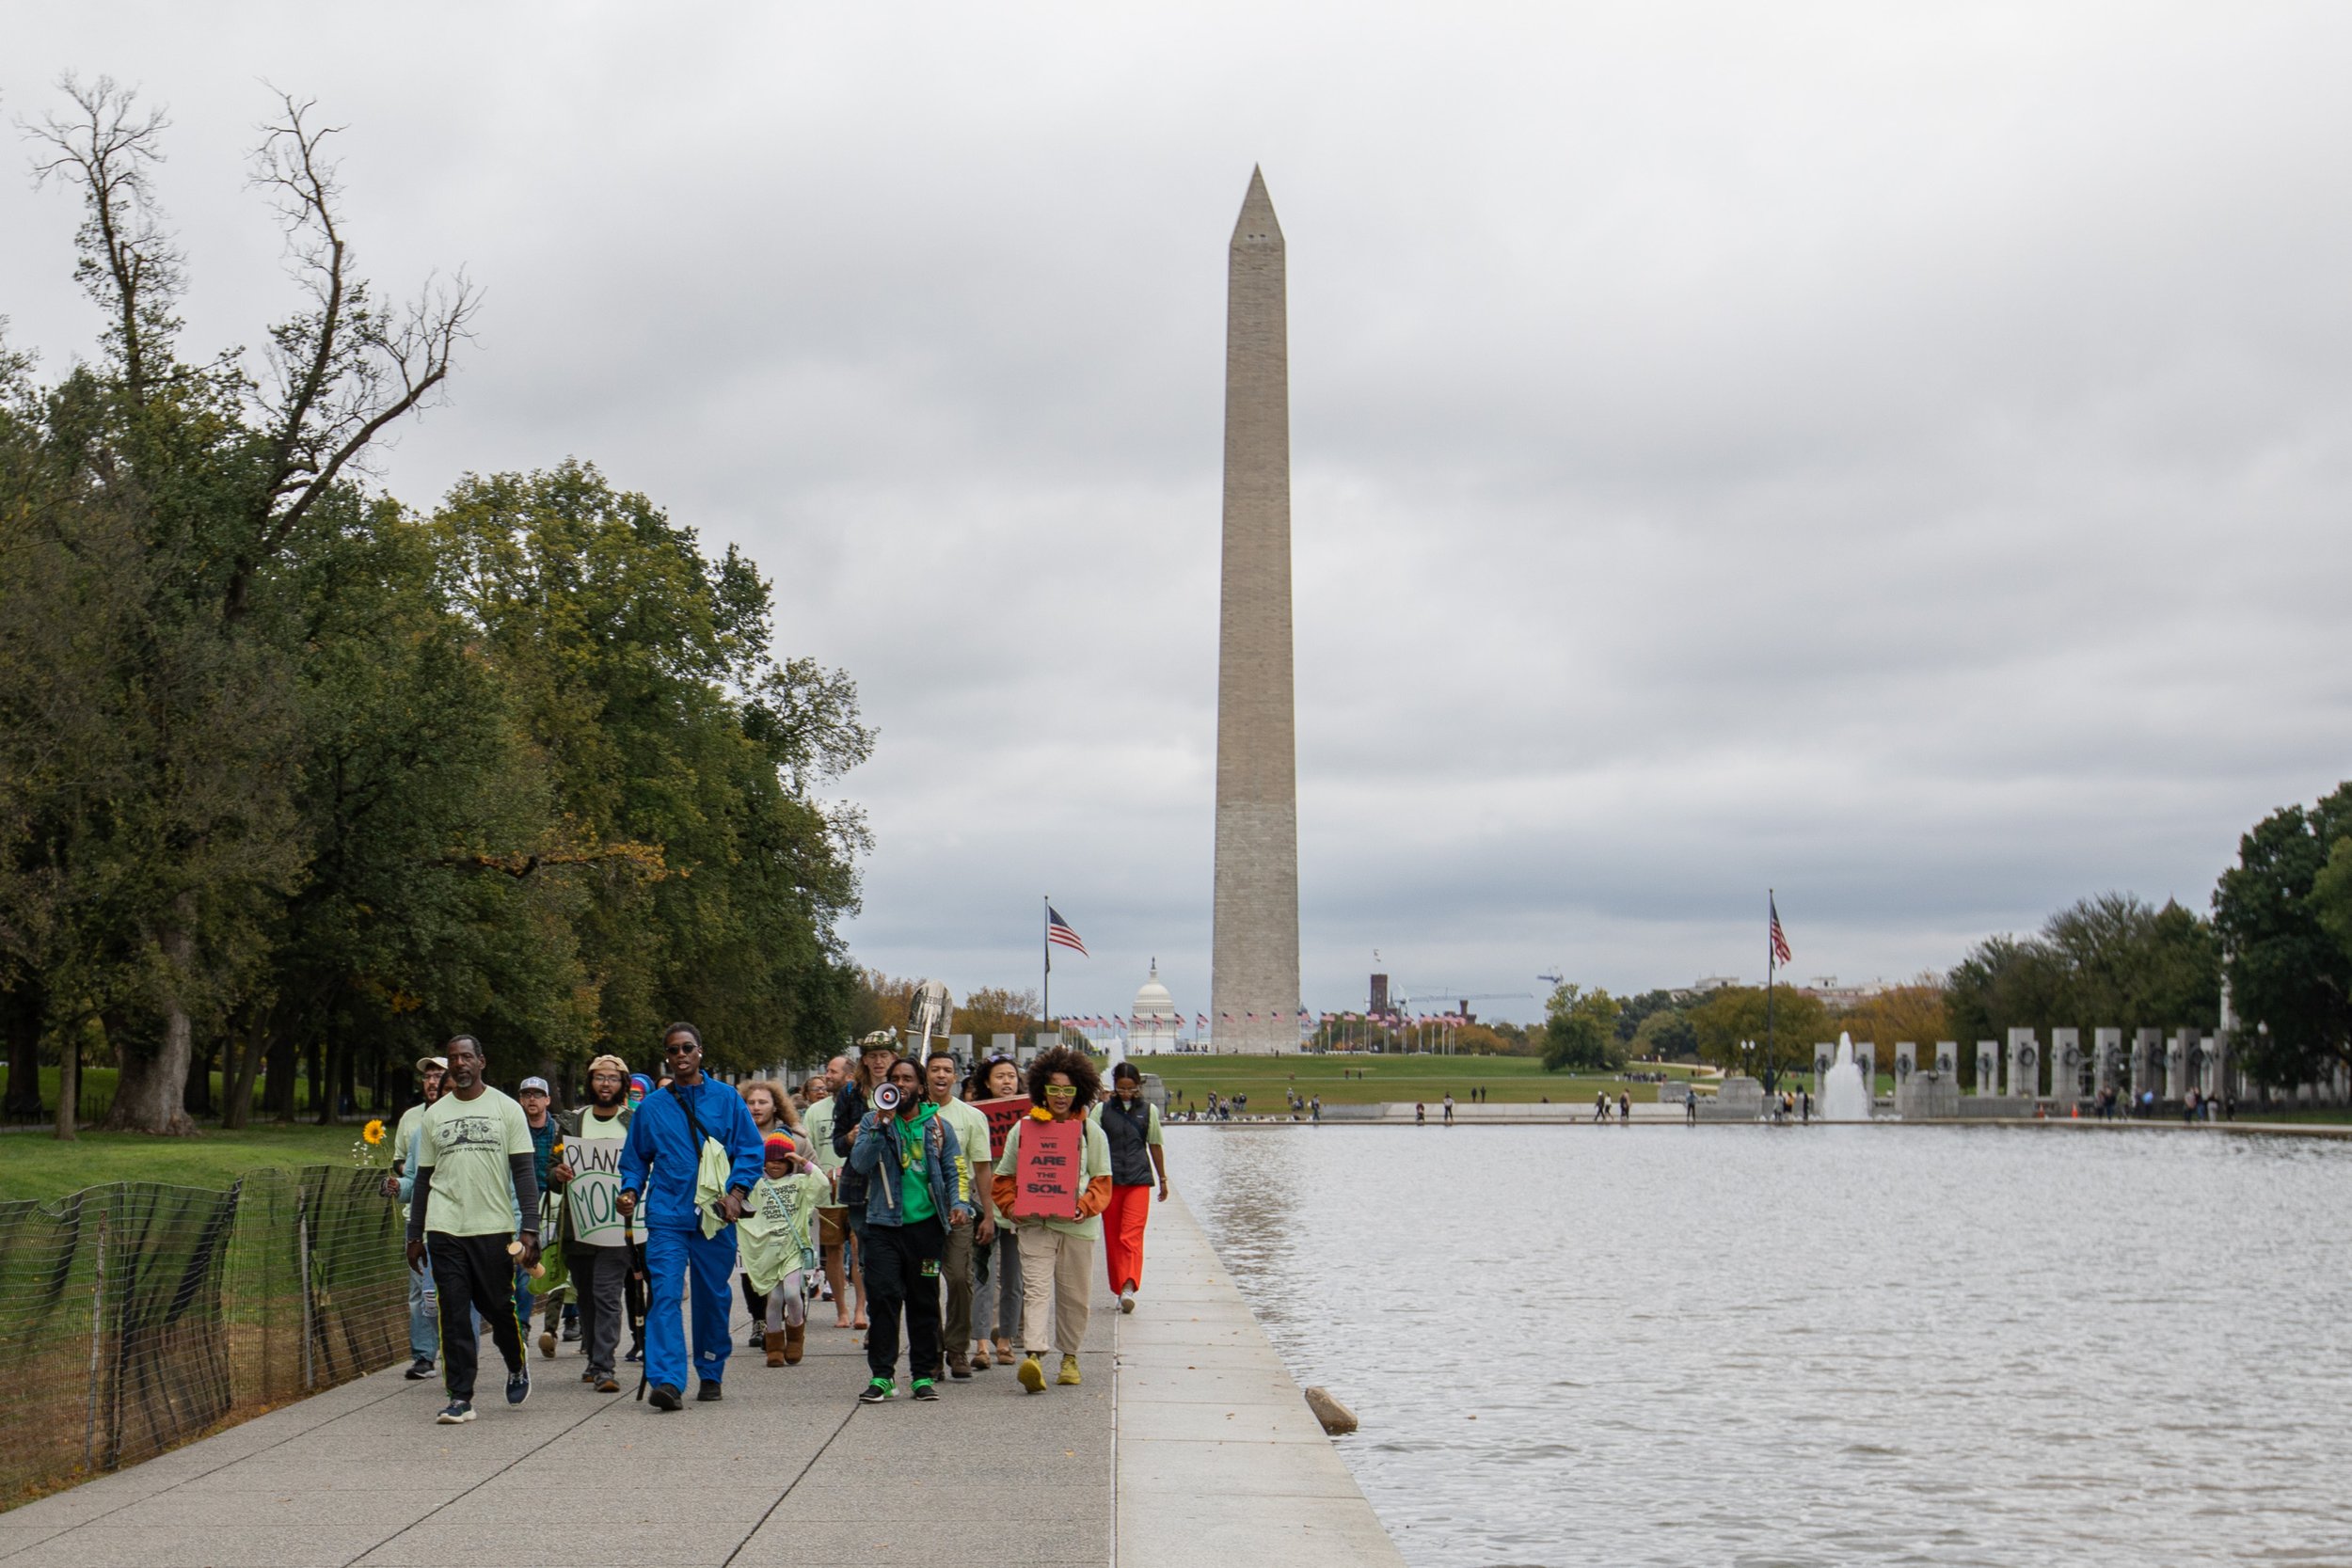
[{"x1": 18, "y1": 74, "x2": 183, "y2": 399}]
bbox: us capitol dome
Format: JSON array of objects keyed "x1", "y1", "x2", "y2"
[{"x1": 1130, "y1": 961, "x2": 1183, "y2": 1052}]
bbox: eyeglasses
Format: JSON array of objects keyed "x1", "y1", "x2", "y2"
[{"x1": 1043, "y1": 1085, "x2": 1077, "y2": 1099}]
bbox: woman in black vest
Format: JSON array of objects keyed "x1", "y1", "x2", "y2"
[{"x1": 1094, "y1": 1062, "x2": 1168, "y2": 1313}]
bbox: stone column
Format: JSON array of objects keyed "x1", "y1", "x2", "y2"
[
  {"x1": 1813, "y1": 1044, "x2": 1832, "y2": 1101},
  {"x1": 1854, "y1": 1042, "x2": 1877, "y2": 1099},
  {"x1": 1977, "y1": 1040, "x2": 1999, "y2": 1096},
  {"x1": 2165, "y1": 1030, "x2": 2190, "y2": 1101},
  {"x1": 1894, "y1": 1042, "x2": 1917, "y2": 1085},
  {"x1": 1934, "y1": 1041, "x2": 1957, "y2": 1077},
  {"x1": 2094, "y1": 1027, "x2": 2122, "y2": 1097},
  {"x1": 2133, "y1": 1027, "x2": 2161, "y2": 1101},
  {"x1": 2008, "y1": 1027, "x2": 2041, "y2": 1101},
  {"x1": 2050, "y1": 1028, "x2": 2081, "y2": 1101}
]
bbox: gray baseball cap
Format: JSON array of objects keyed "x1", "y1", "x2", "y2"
[{"x1": 518, "y1": 1075, "x2": 551, "y2": 1094}]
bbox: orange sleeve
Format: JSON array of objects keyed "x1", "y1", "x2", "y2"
[
  {"x1": 1076, "y1": 1173, "x2": 1113, "y2": 1220},
  {"x1": 993, "y1": 1173, "x2": 1019, "y2": 1215}
]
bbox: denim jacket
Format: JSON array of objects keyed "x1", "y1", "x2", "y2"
[{"x1": 846, "y1": 1105, "x2": 975, "y2": 1229}]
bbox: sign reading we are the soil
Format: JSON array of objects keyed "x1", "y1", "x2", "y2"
[{"x1": 1009, "y1": 1116, "x2": 1082, "y2": 1221}]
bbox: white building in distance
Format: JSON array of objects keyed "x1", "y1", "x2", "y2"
[{"x1": 1131, "y1": 961, "x2": 1184, "y2": 1053}]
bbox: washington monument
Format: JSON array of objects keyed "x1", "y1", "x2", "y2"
[{"x1": 1209, "y1": 168, "x2": 1301, "y2": 1054}]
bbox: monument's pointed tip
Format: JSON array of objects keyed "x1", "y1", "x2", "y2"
[{"x1": 1232, "y1": 165, "x2": 1281, "y2": 244}]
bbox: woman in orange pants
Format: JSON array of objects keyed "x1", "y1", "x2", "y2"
[{"x1": 1093, "y1": 1063, "x2": 1168, "y2": 1312}]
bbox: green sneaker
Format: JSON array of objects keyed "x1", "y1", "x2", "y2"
[
  {"x1": 857, "y1": 1377, "x2": 895, "y2": 1404},
  {"x1": 911, "y1": 1377, "x2": 938, "y2": 1402}
]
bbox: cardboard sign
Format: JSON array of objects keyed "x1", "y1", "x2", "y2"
[
  {"x1": 973, "y1": 1096, "x2": 1029, "y2": 1160},
  {"x1": 1009, "y1": 1116, "x2": 1083, "y2": 1221},
  {"x1": 563, "y1": 1117, "x2": 630, "y2": 1246}
]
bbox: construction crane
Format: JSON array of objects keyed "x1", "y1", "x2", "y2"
[{"x1": 1535, "y1": 969, "x2": 1564, "y2": 988}]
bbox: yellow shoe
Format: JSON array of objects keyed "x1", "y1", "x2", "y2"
[
  {"x1": 1057, "y1": 1354, "x2": 1082, "y2": 1386},
  {"x1": 1017, "y1": 1354, "x2": 1047, "y2": 1394}
]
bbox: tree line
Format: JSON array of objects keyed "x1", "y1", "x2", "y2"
[
  {"x1": 0, "y1": 80, "x2": 872, "y2": 1136},
  {"x1": 1527, "y1": 778, "x2": 2352, "y2": 1093}
]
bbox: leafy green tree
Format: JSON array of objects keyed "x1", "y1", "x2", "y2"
[
  {"x1": 432, "y1": 463, "x2": 871, "y2": 1073},
  {"x1": 1689, "y1": 986, "x2": 1822, "y2": 1089},
  {"x1": 1540, "y1": 984, "x2": 1624, "y2": 1072},
  {"x1": 1947, "y1": 896, "x2": 2218, "y2": 1050},
  {"x1": 1630, "y1": 1007, "x2": 1698, "y2": 1059},
  {"x1": 2217, "y1": 786, "x2": 2352, "y2": 1085}
]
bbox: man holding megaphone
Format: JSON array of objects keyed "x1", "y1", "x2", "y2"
[{"x1": 616, "y1": 1022, "x2": 766, "y2": 1412}]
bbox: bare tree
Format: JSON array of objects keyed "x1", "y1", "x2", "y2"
[{"x1": 11, "y1": 78, "x2": 479, "y2": 1134}]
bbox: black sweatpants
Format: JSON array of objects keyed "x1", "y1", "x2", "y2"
[
  {"x1": 862, "y1": 1215, "x2": 946, "y2": 1381},
  {"x1": 565, "y1": 1243, "x2": 629, "y2": 1378},
  {"x1": 428, "y1": 1232, "x2": 526, "y2": 1402}
]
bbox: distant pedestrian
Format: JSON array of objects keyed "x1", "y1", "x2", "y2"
[
  {"x1": 1310, "y1": 1095, "x2": 1321, "y2": 1123},
  {"x1": 1442, "y1": 1092, "x2": 1455, "y2": 1125},
  {"x1": 1415, "y1": 1101, "x2": 1426, "y2": 1125},
  {"x1": 1593, "y1": 1091, "x2": 1609, "y2": 1124},
  {"x1": 1618, "y1": 1091, "x2": 1630, "y2": 1124},
  {"x1": 1684, "y1": 1092, "x2": 1697, "y2": 1126}
]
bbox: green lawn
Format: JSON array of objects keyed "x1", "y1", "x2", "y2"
[
  {"x1": 1134, "y1": 1052, "x2": 1708, "y2": 1108},
  {"x1": 0, "y1": 1122, "x2": 379, "y2": 1203}
]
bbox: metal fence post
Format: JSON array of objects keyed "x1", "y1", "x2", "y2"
[
  {"x1": 83, "y1": 1196, "x2": 105, "y2": 1472},
  {"x1": 296, "y1": 1183, "x2": 314, "y2": 1393}
]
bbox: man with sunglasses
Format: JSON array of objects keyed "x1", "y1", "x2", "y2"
[{"x1": 616, "y1": 1022, "x2": 766, "y2": 1411}]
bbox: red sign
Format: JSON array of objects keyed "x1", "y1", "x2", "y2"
[
  {"x1": 1009, "y1": 1116, "x2": 1082, "y2": 1221},
  {"x1": 973, "y1": 1096, "x2": 1028, "y2": 1160}
]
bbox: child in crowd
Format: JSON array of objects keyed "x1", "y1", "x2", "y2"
[{"x1": 739, "y1": 1134, "x2": 825, "y2": 1367}]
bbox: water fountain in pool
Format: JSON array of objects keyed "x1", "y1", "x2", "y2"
[{"x1": 1819, "y1": 1030, "x2": 1873, "y2": 1121}]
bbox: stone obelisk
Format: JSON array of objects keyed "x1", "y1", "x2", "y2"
[{"x1": 1209, "y1": 167, "x2": 1301, "y2": 1054}]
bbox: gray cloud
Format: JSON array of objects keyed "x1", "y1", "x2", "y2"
[{"x1": 8, "y1": 3, "x2": 2349, "y2": 1029}]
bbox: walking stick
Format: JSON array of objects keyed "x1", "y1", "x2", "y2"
[{"x1": 626, "y1": 1202, "x2": 650, "y2": 1401}]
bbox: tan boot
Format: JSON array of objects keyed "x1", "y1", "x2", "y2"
[
  {"x1": 783, "y1": 1322, "x2": 804, "y2": 1366},
  {"x1": 764, "y1": 1331, "x2": 785, "y2": 1368}
]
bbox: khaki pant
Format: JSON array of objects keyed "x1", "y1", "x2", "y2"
[
  {"x1": 940, "y1": 1220, "x2": 975, "y2": 1360},
  {"x1": 1015, "y1": 1224, "x2": 1093, "y2": 1357}
]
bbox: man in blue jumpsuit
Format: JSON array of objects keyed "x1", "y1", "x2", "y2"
[{"x1": 616, "y1": 1022, "x2": 765, "y2": 1410}]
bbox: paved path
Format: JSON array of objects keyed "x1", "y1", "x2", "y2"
[
  {"x1": 0, "y1": 1196, "x2": 1408, "y2": 1568},
  {"x1": 0, "y1": 1259, "x2": 1115, "y2": 1567}
]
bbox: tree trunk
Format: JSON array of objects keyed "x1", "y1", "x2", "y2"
[
  {"x1": 305, "y1": 1038, "x2": 322, "y2": 1121},
  {"x1": 54, "y1": 1023, "x2": 78, "y2": 1141},
  {"x1": 184, "y1": 1033, "x2": 215, "y2": 1117},
  {"x1": 265, "y1": 1024, "x2": 295, "y2": 1121},
  {"x1": 104, "y1": 920, "x2": 199, "y2": 1136},
  {"x1": 334, "y1": 1037, "x2": 356, "y2": 1122},
  {"x1": 3, "y1": 977, "x2": 44, "y2": 1121},
  {"x1": 222, "y1": 1010, "x2": 266, "y2": 1131}
]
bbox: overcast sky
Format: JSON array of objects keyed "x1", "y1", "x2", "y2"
[{"x1": 7, "y1": 5, "x2": 2349, "y2": 1028}]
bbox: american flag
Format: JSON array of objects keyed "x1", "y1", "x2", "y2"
[
  {"x1": 1769, "y1": 893, "x2": 1792, "y2": 969},
  {"x1": 1046, "y1": 905, "x2": 1088, "y2": 958},
  {"x1": 1197, "y1": 1014, "x2": 1207, "y2": 1030}
]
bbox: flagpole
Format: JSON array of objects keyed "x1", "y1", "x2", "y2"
[
  {"x1": 1764, "y1": 887, "x2": 1777, "y2": 1093},
  {"x1": 1041, "y1": 895, "x2": 1051, "y2": 1032}
]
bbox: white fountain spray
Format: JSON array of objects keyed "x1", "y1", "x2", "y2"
[{"x1": 1819, "y1": 1030, "x2": 1872, "y2": 1122}]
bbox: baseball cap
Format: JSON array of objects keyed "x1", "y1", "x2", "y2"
[
  {"x1": 414, "y1": 1055, "x2": 448, "y2": 1075},
  {"x1": 518, "y1": 1075, "x2": 551, "y2": 1094}
]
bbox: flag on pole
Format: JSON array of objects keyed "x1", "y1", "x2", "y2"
[
  {"x1": 1769, "y1": 894, "x2": 1792, "y2": 968},
  {"x1": 1046, "y1": 905, "x2": 1089, "y2": 958}
]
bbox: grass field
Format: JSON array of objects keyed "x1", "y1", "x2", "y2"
[
  {"x1": 1135, "y1": 1052, "x2": 1709, "y2": 1108},
  {"x1": 0, "y1": 1122, "x2": 372, "y2": 1203}
]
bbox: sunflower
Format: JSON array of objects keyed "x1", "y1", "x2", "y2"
[{"x1": 362, "y1": 1118, "x2": 387, "y2": 1146}]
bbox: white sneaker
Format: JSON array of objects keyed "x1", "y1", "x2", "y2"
[{"x1": 1119, "y1": 1287, "x2": 1136, "y2": 1314}]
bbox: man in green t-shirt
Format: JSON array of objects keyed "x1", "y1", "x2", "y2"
[
  {"x1": 927, "y1": 1050, "x2": 996, "y2": 1379},
  {"x1": 405, "y1": 1035, "x2": 541, "y2": 1424}
]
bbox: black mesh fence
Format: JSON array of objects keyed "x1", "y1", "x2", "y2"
[{"x1": 0, "y1": 1166, "x2": 411, "y2": 1506}]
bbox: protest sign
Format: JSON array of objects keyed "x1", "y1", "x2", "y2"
[{"x1": 1009, "y1": 1116, "x2": 1082, "y2": 1221}]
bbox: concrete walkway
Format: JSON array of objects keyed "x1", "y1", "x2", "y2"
[
  {"x1": 1117, "y1": 1196, "x2": 1404, "y2": 1568},
  {"x1": 1, "y1": 1198, "x2": 1408, "y2": 1568},
  {"x1": 0, "y1": 1263, "x2": 1115, "y2": 1567}
]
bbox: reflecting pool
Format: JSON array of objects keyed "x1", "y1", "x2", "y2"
[{"x1": 1172, "y1": 1124, "x2": 2352, "y2": 1566}]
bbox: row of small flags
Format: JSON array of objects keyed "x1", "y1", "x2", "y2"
[{"x1": 1065, "y1": 1010, "x2": 1471, "y2": 1030}]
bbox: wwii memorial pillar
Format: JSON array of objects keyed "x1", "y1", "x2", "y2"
[{"x1": 1209, "y1": 168, "x2": 1303, "y2": 1054}]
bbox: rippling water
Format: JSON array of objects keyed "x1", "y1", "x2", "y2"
[{"x1": 1171, "y1": 1124, "x2": 2352, "y2": 1567}]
